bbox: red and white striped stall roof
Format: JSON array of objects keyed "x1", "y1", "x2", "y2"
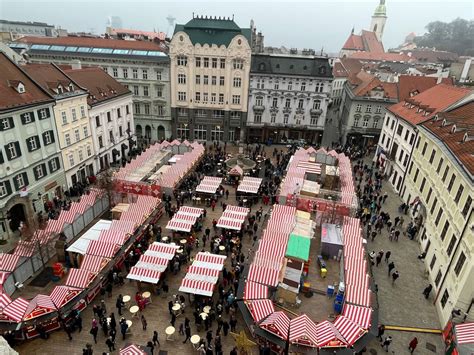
[
  {"x1": 0, "y1": 293, "x2": 12, "y2": 311},
  {"x1": 345, "y1": 284, "x2": 371, "y2": 308},
  {"x1": 194, "y1": 253, "x2": 226, "y2": 268},
  {"x1": 260, "y1": 311, "x2": 291, "y2": 340},
  {"x1": 172, "y1": 212, "x2": 197, "y2": 223},
  {"x1": 135, "y1": 254, "x2": 169, "y2": 272},
  {"x1": 196, "y1": 177, "x2": 222, "y2": 194},
  {"x1": 98, "y1": 229, "x2": 128, "y2": 246},
  {"x1": 333, "y1": 316, "x2": 364, "y2": 346},
  {"x1": 44, "y1": 218, "x2": 65, "y2": 233},
  {"x1": 315, "y1": 321, "x2": 343, "y2": 347},
  {"x1": 342, "y1": 304, "x2": 372, "y2": 330},
  {"x1": 2, "y1": 297, "x2": 29, "y2": 322},
  {"x1": 0, "y1": 272, "x2": 9, "y2": 286},
  {"x1": 80, "y1": 254, "x2": 110, "y2": 273},
  {"x1": 216, "y1": 217, "x2": 243, "y2": 231},
  {"x1": 225, "y1": 205, "x2": 251, "y2": 215},
  {"x1": 455, "y1": 322, "x2": 474, "y2": 345},
  {"x1": 246, "y1": 299, "x2": 274, "y2": 323},
  {"x1": 13, "y1": 241, "x2": 36, "y2": 257},
  {"x1": 296, "y1": 161, "x2": 322, "y2": 175},
  {"x1": 179, "y1": 278, "x2": 215, "y2": 297},
  {"x1": 179, "y1": 206, "x2": 204, "y2": 217},
  {"x1": 0, "y1": 254, "x2": 20, "y2": 272},
  {"x1": 65, "y1": 268, "x2": 95, "y2": 289},
  {"x1": 344, "y1": 258, "x2": 367, "y2": 284},
  {"x1": 109, "y1": 220, "x2": 136, "y2": 234},
  {"x1": 23, "y1": 294, "x2": 57, "y2": 321},
  {"x1": 247, "y1": 264, "x2": 280, "y2": 287},
  {"x1": 127, "y1": 266, "x2": 162, "y2": 284},
  {"x1": 237, "y1": 177, "x2": 263, "y2": 194},
  {"x1": 243, "y1": 281, "x2": 269, "y2": 301},
  {"x1": 289, "y1": 314, "x2": 319, "y2": 348},
  {"x1": 119, "y1": 344, "x2": 146, "y2": 355},
  {"x1": 185, "y1": 266, "x2": 220, "y2": 283},
  {"x1": 86, "y1": 240, "x2": 119, "y2": 258},
  {"x1": 146, "y1": 242, "x2": 179, "y2": 260},
  {"x1": 50, "y1": 285, "x2": 82, "y2": 308},
  {"x1": 166, "y1": 219, "x2": 193, "y2": 232},
  {"x1": 257, "y1": 239, "x2": 287, "y2": 259},
  {"x1": 222, "y1": 211, "x2": 249, "y2": 221}
]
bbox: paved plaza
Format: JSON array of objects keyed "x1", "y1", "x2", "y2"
[{"x1": 10, "y1": 146, "x2": 445, "y2": 355}]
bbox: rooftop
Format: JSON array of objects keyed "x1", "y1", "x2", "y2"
[
  {"x1": 397, "y1": 75, "x2": 442, "y2": 102},
  {"x1": 399, "y1": 49, "x2": 459, "y2": 64},
  {"x1": 348, "y1": 51, "x2": 412, "y2": 62},
  {"x1": 387, "y1": 84, "x2": 471, "y2": 126},
  {"x1": 0, "y1": 19, "x2": 54, "y2": 28},
  {"x1": 61, "y1": 66, "x2": 131, "y2": 106},
  {"x1": 108, "y1": 28, "x2": 166, "y2": 42},
  {"x1": 341, "y1": 30, "x2": 384, "y2": 54},
  {"x1": 0, "y1": 52, "x2": 53, "y2": 112},
  {"x1": 250, "y1": 54, "x2": 332, "y2": 78},
  {"x1": 422, "y1": 100, "x2": 474, "y2": 175}
]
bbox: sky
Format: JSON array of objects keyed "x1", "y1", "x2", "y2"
[{"x1": 0, "y1": 0, "x2": 472, "y2": 53}]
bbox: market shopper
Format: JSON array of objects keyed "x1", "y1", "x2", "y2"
[{"x1": 408, "y1": 337, "x2": 418, "y2": 353}]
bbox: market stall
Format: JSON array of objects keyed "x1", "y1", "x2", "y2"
[
  {"x1": 195, "y1": 176, "x2": 223, "y2": 194},
  {"x1": 321, "y1": 223, "x2": 343, "y2": 259},
  {"x1": 216, "y1": 205, "x2": 249, "y2": 231},
  {"x1": 237, "y1": 176, "x2": 263, "y2": 194},
  {"x1": 179, "y1": 252, "x2": 226, "y2": 296}
]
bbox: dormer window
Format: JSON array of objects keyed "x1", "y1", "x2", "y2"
[
  {"x1": 17, "y1": 83, "x2": 25, "y2": 93},
  {"x1": 442, "y1": 119, "x2": 447, "y2": 126},
  {"x1": 433, "y1": 114, "x2": 439, "y2": 121},
  {"x1": 451, "y1": 125, "x2": 456, "y2": 133},
  {"x1": 69, "y1": 83, "x2": 74, "y2": 91},
  {"x1": 463, "y1": 132, "x2": 468, "y2": 142},
  {"x1": 57, "y1": 85, "x2": 64, "y2": 94},
  {"x1": 9, "y1": 80, "x2": 26, "y2": 94}
]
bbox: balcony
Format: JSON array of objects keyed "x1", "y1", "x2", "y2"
[
  {"x1": 283, "y1": 107, "x2": 292, "y2": 114},
  {"x1": 310, "y1": 108, "x2": 323, "y2": 116},
  {"x1": 253, "y1": 104, "x2": 265, "y2": 112}
]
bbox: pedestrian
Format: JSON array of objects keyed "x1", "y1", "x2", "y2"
[
  {"x1": 120, "y1": 320, "x2": 128, "y2": 340},
  {"x1": 171, "y1": 312, "x2": 176, "y2": 327},
  {"x1": 394, "y1": 216, "x2": 400, "y2": 227},
  {"x1": 147, "y1": 341, "x2": 155, "y2": 355},
  {"x1": 153, "y1": 330, "x2": 160, "y2": 346},
  {"x1": 423, "y1": 284, "x2": 433, "y2": 299},
  {"x1": 377, "y1": 324, "x2": 385, "y2": 341},
  {"x1": 408, "y1": 337, "x2": 418, "y2": 353},
  {"x1": 179, "y1": 322, "x2": 184, "y2": 335},
  {"x1": 141, "y1": 315, "x2": 147, "y2": 330},
  {"x1": 206, "y1": 330, "x2": 213, "y2": 346},
  {"x1": 392, "y1": 271, "x2": 399, "y2": 285},
  {"x1": 382, "y1": 192, "x2": 388, "y2": 203},
  {"x1": 90, "y1": 325, "x2": 98, "y2": 344},
  {"x1": 110, "y1": 328, "x2": 116, "y2": 342},
  {"x1": 384, "y1": 251, "x2": 391, "y2": 263},
  {"x1": 388, "y1": 261, "x2": 395, "y2": 276},
  {"x1": 376, "y1": 253, "x2": 383, "y2": 267},
  {"x1": 64, "y1": 324, "x2": 72, "y2": 340},
  {"x1": 222, "y1": 321, "x2": 229, "y2": 336},
  {"x1": 168, "y1": 300, "x2": 173, "y2": 315},
  {"x1": 183, "y1": 325, "x2": 191, "y2": 343},
  {"x1": 106, "y1": 336, "x2": 115, "y2": 351},
  {"x1": 116, "y1": 294, "x2": 124, "y2": 316},
  {"x1": 109, "y1": 313, "x2": 116, "y2": 330},
  {"x1": 106, "y1": 282, "x2": 112, "y2": 298},
  {"x1": 100, "y1": 299, "x2": 107, "y2": 315},
  {"x1": 76, "y1": 314, "x2": 83, "y2": 332},
  {"x1": 381, "y1": 335, "x2": 392, "y2": 351},
  {"x1": 399, "y1": 216, "x2": 405, "y2": 227}
]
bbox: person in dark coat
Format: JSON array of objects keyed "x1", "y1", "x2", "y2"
[
  {"x1": 105, "y1": 336, "x2": 115, "y2": 351},
  {"x1": 423, "y1": 284, "x2": 433, "y2": 299},
  {"x1": 152, "y1": 330, "x2": 160, "y2": 346},
  {"x1": 90, "y1": 325, "x2": 98, "y2": 344}
]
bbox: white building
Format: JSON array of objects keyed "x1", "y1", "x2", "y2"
[
  {"x1": 247, "y1": 53, "x2": 333, "y2": 144},
  {"x1": 64, "y1": 66, "x2": 135, "y2": 171}
]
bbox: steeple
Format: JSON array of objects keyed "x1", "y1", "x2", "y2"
[{"x1": 370, "y1": 0, "x2": 387, "y2": 41}]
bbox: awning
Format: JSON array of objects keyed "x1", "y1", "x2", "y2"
[
  {"x1": 247, "y1": 264, "x2": 280, "y2": 287},
  {"x1": 185, "y1": 265, "x2": 220, "y2": 283},
  {"x1": 341, "y1": 304, "x2": 372, "y2": 330},
  {"x1": 2, "y1": 297, "x2": 29, "y2": 322},
  {"x1": 23, "y1": 295, "x2": 58, "y2": 321},
  {"x1": 289, "y1": 314, "x2": 319, "y2": 348},
  {"x1": 166, "y1": 219, "x2": 193, "y2": 232},
  {"x1": 228, "y1": 165, "x2": 243, "y2": 176},
  {"x1": 260, "y1": 311, "x2": 290, "y2": 340},
  {"x1": 455, "y1": 322, "x2": 474, "y2": 345},
  {"x1": 145, "y1": 242, "x2": 179, "y2": 260},
  {"x1": 0, "y1": 293, "x2": 12, "y2": 321},
  {"x1": 80, "y1": 254, "x2": 110, "y2": 273},
  {"x1": 119, "y1": 344, "x2": 146, "y2": 355},
  {"x1": 315, "y1": 320, "x2": 346, "y2": 348},
  {"x1": 0, "y1": 254, "x2": 20, "y2": 272},
  {"x1": 13, "y1": 241, "x2": 36, "y2": 258},
  {"x1": 135, "y1": 254, "x2": 169, "y2": 272},
  {"x1": 193, "y1": 252, "x2": 226, "y2": 270},
  {"x1": 127, "y1": 266, "x2": 161, "y2": 284},
  {"x1": 243, "y1": 281, "x2": 268, "y2": 301},
  {"x1": 65, "y1": 268, "x2": 95, "y2": 289},
  {"x1": 50, "y1": 285, "x2": 82, "y2": 308},
  {"x1": 179, "y1": 278, "x2": 215, "y2": 297},
  {"x1": 333, "y1": 316, "x2": 365, "y2": 346},
  {"x1": 246, "y1": 299, "x2": 274, "y2": 323},
  {"x1": 286, "y1": 233, "x2": 311, "y2": 261},
  {"x1": 86, "y1": 240, "x2": 119, "y2": 258}
]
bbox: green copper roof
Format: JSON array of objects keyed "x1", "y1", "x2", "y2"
[
  {"x1": 286, "y1": 233, "x2": 311, "y2": 262},
  {"x1": 373, "y1": 0, "x2": 387, "y2": 17},
  {"x1": 174, "y1": 17, "x2": 251, "y2": 46}
]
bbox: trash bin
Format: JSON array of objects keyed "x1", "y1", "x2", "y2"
[
  {"x1": 320, "y1": 268, "x2": 327, "y2": 278},
  {"x1": 327, "y1": 285, "x2": 335, "y2": 297},
  {"x1": 334, "y1": 300, "x2": 343, "y2": 314}
]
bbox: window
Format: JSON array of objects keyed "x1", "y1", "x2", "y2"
[
  {"x1": 196, "y1": 75, "x2": 201, "y2": 85},
  {"x1": 355, "y1": 104, "x2": 362, "y2": 113},
  {"x1": 254, "y1": 114, "x2": 262, "y2": 123},
  {"x1": 134, "y1": 103, "x2": 141, "y2": 114},
  {"x1": 156, "y1": 87, "x2": 163, "y2": 97},
  {"x1": 430, "y1": 254, "x2": 436, "y2": 270},
  {"x1": 123, "y1": 68, "x2": 128, "y2": 78},
  {"x1": 440, "y1": 220, "x2": 450, "y2": 241},
  {"x1": 133, "y1": 86, "x2": 139, "y2": 95},
  {"x1": 315, "y1": 82, "x2": 324, "y2": 92},
  {"x1": 4, "y1": 141, "x2": 20, "y2": 160},
  {"x1": 288, "y1": 82, "x2": 292, "y2": 90},
  {"x1": 440, "y1": 290, "x2": 449, "y2": 308},
  {"x1": 13, "y1": 172, "x2": 28, "y2": 191},
  {"x1": 95, "y1": 116, "x2": 101, "y2": 127},
  {"x1": 0, "y1": 117, "x2": 13, "y2": 131},
  {"x1": 109, "y1": 130, "x2": 114, "y2": 143},
  {"x1": 362, "y1": 117, "x2": 369, "y2": 127},
  {"x1": 310, "y1": 117, "x2": 317, "y2": 125},
  {"x1": 130, "y1": 68, "x2": 137, "y2": 79},
  {"x1": 68, "y1": 154, "x2": 74, "y2": 167},
  {"x1": 202, "y1": 57, "x2": 209, "y2": 68},
  {"x1": 158, "y1": 106, "x2": 165, "y2": 116},
  {"x1": 435, "y1": 209, "x2": 443, "y2": 226},
  {"x1": 390, "y1": 119, "x2": 395, "y2": 130},
  {"x1": 212, "y1": 110, "x2": 224, "y2": 118},
  {"x1": 404, "y1": 130, "x2": 409, "y2": 141},
  {"x1": 78, "y1": 149, "x2": 84, "y2": 162},
  {"x1": 194, "y1": 125, "x2": 207, "y2": 140},
  {"x1": 420, "y1": 177, "x2": 426, "y2": 193},
  {"x1": 178, "y1": 92, "x2": 186, "y2": 101},
  {"x1": 272, "y1": 98, "x2": 278, "y2": 108},
  {"x1": 220, "y1": 59, "x2": 225, "y2": 69},
  {"x1": 436, "y1": 158, "x2": 444, "y2": 174},
  {"x1": 271, "y1": 114, "x2": 276, "y2": 123},
  {"x1": 204, "y1": 76, "x2": 209, "y2": 85},
  {"x1": 156, "y1": 71, "x2": 162, "y2": 80},
  {"x1": 210, "y1": 126, "x2": 224, "y2": 141},
  {"x1": 211, "y1": 93, "x2": 216, "y2": 103},
  {"x1": 112, "y1": 68, "x2": 118, "y2": 77},
  {"x1": 126, "y1": 105, "x2": 130, "y2": 115},
  {"x1": 87, "y1": 145, "x2": 92, "y2": 156},
  {"x1": 442, "y1": 166, "x2": 449, "y2": 183},
  {"x1": 385, "y1": 116, "x2": 390, "y2": 126},
  {"x1": 144, "y1": 103, "x2": 150, "y2": 115},
  {"x1": 366, "y1": 105, "x2": 372, "y2": 113},
  {"x1": 26, "y1": 136, "x2": 40, "y2": 152},
  {"x1": 381, "y1": 134, "x2": 386, "y2": 145},
  {"x1": 447, "y1": 174, "x2": 456, "y2": 192},
  {"x1": 107, "y1": 111, "x2": 112, "y2": 122},
  {"x1": 431, "y1": 197, "x2": 438, "y2": 215},
  {"x1": 421, "y1": 142, "x2": 428, "y2": 156},
  {"x1": 143, "y1": 86, "x2": 149, "y2": 96},
  {"x1": 203, "y1": 93, "x2": 208, "y2": 103},
  {"x1": 142, "y1": 69, "x2": 148, "y2": 79},
  {"x1": 219, "y1": 94, "x2": 224, "y2": 103},
  {"x1": 255, "y1": 96, "x2": 263, "y2": 106},
  {"x1": 232, "y1": 95, "x2": 240, "y2": 105},
  {"x1": 211, "y1": 76, "x2": 217, "y2": 85},
  {"x1": 233, "y1": 59, "x2": 243, "y2": 69},
  {"x1": 0, "y1": 181, "x2": 11, "y2": 198},
  {"x1": 454, "y1": 185, "x2": 464, "y2": 204},
  {"x1": 230, "y1": 111, "x2": 241, "y2": 120},
  {"x1": 233, "y1": 77, "x2": 242, "y2": 87},
  {"x1": 274, "y1": 82, "x2": 279, "y2": 90},
  {"x1": 212, "y1": 58, "x2": 217, "y2": 68},
  {"x1": 20, "y1": 112, "x2": 33, "y2": 124},
  {"x1": 74, "y1": 129, "x2": 80, "y2": 142},
  {"x1": 60, "y1": 111, "x2": 67, "y2": 125},
  {"x1": 219, "y1": 76, "x2": 225, "y2": 86},
  {"x1": 195, "y1": 92, "x2": 201, "y2": 102},
  {"x1": 177, "y1": 124, "x2": 189, "y2": 139},
  {"x1": 34, "y1": 164, "x2": 46, "y2": 180},
  {"x1": 284, "y1": 114, "x2": 289, "y2": 124},
  {"x1": 178, "y1": 74, "x2": 186, "y2": 84},
  {"x1": 177, "y1": 56, "x2": 188, "y2": 66},
  {"x1": 426, "y1": 187, "x2": 432, "y2": 204},
  {"x1": 98, "y1": 136, "x2": 104, "y2": 148},
  {"x1": 454, "y1": 252, "x2": 466, "y2": 276},
  {"x1": 447, "y1": 235, "x2": 456, "y2": 256},
  {"x1": 43, "y1": 130, "x2": 54, "y2": 145},
  {"x1": 410, "y1": 133, "x2": 415, "y2": 145},
  {"x1": 397, "y1": 125, "x2": 403, "y2": 136},
  {"x1": 462, "y1": 196, "x2": 472, "y2": 218},
  {"x1": 353, "y1": 117, "x2": 360, "y2": 127},
  {"x1": 408, "y1": 161, "x2": 414, "y2": 175},
  {"x1": 285, "y1": 99, "x2": 291, "y2": 108},
  {"x1": 435, "y1": 271, "x2": 442, "y2": 287},
  {"x1": 196, "y1": 57, "x2": 201, "y2": 67},
  {"x1": 301, "y1": 82, "x2": 306, "y2": 91},
  {"x1": 83, "y1": 126, "x2": 88, "y2": 138},
  {"x1": 80, "y1": 106, "x2": 86, "y2": 118},
  {"x1": 298, "y1": 99, "x2": 304, "y2": 109},
  {"x1": 373, "y1": 118, "x2": 379, "y2": 128},
  {"x1": 414, "y1": 168, "x2": 419, "y2": 183},
  {"x1": 375, "y1": 105, "x2": 382, "y2": 114}
]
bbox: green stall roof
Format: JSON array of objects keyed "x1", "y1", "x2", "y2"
[{"x1": 285, "y1": 233, "x2": 311, "y2": 261}]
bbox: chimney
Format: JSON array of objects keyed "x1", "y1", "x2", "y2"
[{"x1": 71, "y1": 60, "x2": 82, "y2": 70}]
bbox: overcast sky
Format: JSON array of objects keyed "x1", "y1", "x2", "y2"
[{"x1": 1, "y1": 0, "x2": 472, "y2": 53}]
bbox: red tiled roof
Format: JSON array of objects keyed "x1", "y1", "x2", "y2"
[
  {"x1": 342, "y1": 34, "x2": 364, "y2": 51},
  {"x1": 422, "y1": 101, "x2": 474, "y2": 174},
  {"x1": 0, "y1": 52, "x2": 53, "y2": 111},
  {"x1": 349, "y1": 51, "x2": 412, "y2": 62},
  {"x1": 401, "y1": 49, "x2": 458, "y2": 63},
  {"x1": 361, "y1": 30, "x2": 384, "y2": 53},
  {"x1": 110, "y1": 28, "x2": 166, "y2": 41},
  {"x1": 332, "y1": 62, "x2": 348, "y2": 78},
  {"x1": 341, "y1": 58, "x2": 363, "y2": 76},
  {"x1": 62, "y1": 66, "x2": 131, "y2": 106},
  {"x1": 387, "y1": 84, "x2": 471, "y2": 126},
  {"x1": 17, "y1": 36, "x2": 165, "y2": 51},
  {"x1": 397, "y1": 75, "x2": 441, "y2": 102},
  {"x1": 354, "y1": 77, "x2": 398, "y2": 99}
]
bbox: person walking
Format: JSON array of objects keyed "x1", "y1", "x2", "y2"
[
  {"x1": 423, "y1": 284, "x2": 433, "y2": 299},
  {"x1": 64, "y1": 324, "x2": 72, "y2": 340},
  {"x1": 408, "y1": 337, "x2": 418, "y2": 353},
  {"x1": 183, "y1": 325, "x2": 191, "y2": 343},
  {"x1": 376, "y1": 252, "x2": 383, "y2": 267},
  {"x1": 116, "y1": 294, "x2": 124, "y2": 316},
  {"x1": 170, "y1": 312, "x2": 176, "y2": 327},
  {"x1": 90, "y1": 324, "x2": 98, "y2": 344},
  {"x1": 377, "y1": 324, "x2": 385, "y2": 341},
  {"x1": 152, "y1": 330, "x2": 160, "y2": 346},
  {"x1": 106, "y1": 336, "x2": 115, "y2": 351},
  {"x1": 141, "y1": 315, "x2": 147, "y2": 330},
  {"x1": 381, "y1": 335, "x2": 392, "y2": 351},
  {"x1": 384, "y1": 251, "x2": 391, "y2": 263},
  {"x1": 392, "y1": 271, "x2": 399, "y2": 285},
  {"x1": 388, "y1": 261, "x2": 395, "y2": 276}
]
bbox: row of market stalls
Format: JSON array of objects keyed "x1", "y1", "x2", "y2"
[
  {"x1": 165, "y1": 206, "x2": 204, "y2": 233},
  {"x1": 0, "y1": 195, "x2": 163, "y2": 338},
  {"x1": 114, "y1": 140, "x2": 205, "y2": 196},
  {"x1": 238, "y1": 203, "x2": 373, "y2": 352}
]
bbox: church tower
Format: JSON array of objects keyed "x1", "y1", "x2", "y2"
[{"x1": 370, "y1": 0, "x2": 387, "y2": 41}]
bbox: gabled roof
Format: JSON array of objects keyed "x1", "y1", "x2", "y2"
[
  {"x1": 387, "y1": 84, "x2": 471, "y2": 126},
  {"x1": 422, "y1": 100, "x2": 474, "y2": 175},
  {"x1": 62, "y1": 66, "x2": 131, "y2": 106},
  {"x1": 342, "y1": 30, "x2": 384, "y2": 53},
  {"x1": 251, "y1": 54, "x2": 332, "y2": 78},
  {"x1": 174, "y1": 16, "x2": 251, "y2": 46},
  {"x1": 397, "y1": 75, "x2": 440, "y2": 102},
  {"x1": 353, "y1": 76, "x2": 398, "y2": 99},
  {"x1": 0, "y1": 52, "x2": 53, "y2": 112},
  {"x1": 332, "y1": 62, "x2": 348, "y2": 78},
  {"x1": 342, "y1": 34, "x2": 364, "y2": 51}
]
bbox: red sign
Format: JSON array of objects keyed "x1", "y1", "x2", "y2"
[{"x1": 114, "y1": 180, "x2": 162, "y2": 198}]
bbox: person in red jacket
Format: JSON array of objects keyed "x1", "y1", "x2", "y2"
[{"x1": 408, "y1": 337, "x2": 418, "y2": 353}]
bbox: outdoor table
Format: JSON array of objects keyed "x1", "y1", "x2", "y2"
[
  {"x1": 162, "y1": 236, "x2": 169, "y2": 242},
  {"x1": 203, "y1": 306, "x2": 211, "y2": 314},
  {"x1": 218, "y1": 245, "x2": 225, "y2": 253},
  {"x1": 123, "y1": 295, "x2": 131, "y2": 305},
  {"x1": 196, "y1": 197, "x2": 201, "y2": 205},
  {"x1": 126, "y1": 320, "x2": 132, "y2": 328},
  {"x1": 199, "y1": 312, "x2": 208, "y2": 320},
  {"x1": 180, "y1": 239, "x2": 187, "y2": 245},
  {"x1": 165, "y1": 326, "x2": 175, "y2": 341},
  {"x1": 217, "y1": 163, "x2": 222, "y2": 166},
  {"x1": 172, "y1": 304, "x2": 181, "y2": 315},
  {"x1": 177, "y1": 248, "x2": 183, "y2": 254},
  {"x1": 129, "y1": 305, "x2": 139, "y2": 318},
  {"x1": 191, "y1": 334, "x2": 200, "y2": 348},
  {"x1": 142, "y1": 291, "x2": 152, "y2": 304}
]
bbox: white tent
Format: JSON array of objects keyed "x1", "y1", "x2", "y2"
[{"x1": 0, "y1": 336, "x2": 18, "y2": 355}]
